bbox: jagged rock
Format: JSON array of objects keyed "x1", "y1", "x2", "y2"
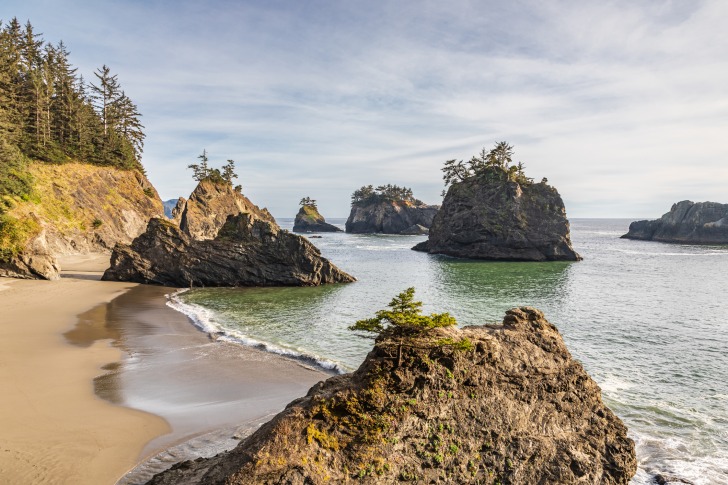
[
  {"x1": 292, "y1": 205, "x2": 342, "y2": 233},
  {"x1": 0, "y1": 163, "x2": 163, "y2": 280},
  {"x1": 622, "y1": 200, "x2": 728, "y2": 244},
  {"x1": 178, "y1": 180, "x2": 275, "y2": 240},
  {"x1": 145, "y1": 307, "x2": 636, "y2": 484},
  {"x1": 414, "y1": 168, "x2": 580, "y2": 261},
  {"x1": 346, "y1": 201, "x2": 438, "y2": 234},
  {"x1": 102, "y1": 214, "x2": 355, "y2": 287},
  {"x1": 162, "y1": 199, "x2": 179, "y2": 218},
  {"x1": 170, "y1": 197, "x2": 186, "y2": 224}
]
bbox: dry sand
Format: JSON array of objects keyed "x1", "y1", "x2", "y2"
[
  {"x1": 0, "y1": 254, "x2": 170, "y2": 484},
  {"x1": 1, "y1": 254, "x2": 330, "y2": 484}
]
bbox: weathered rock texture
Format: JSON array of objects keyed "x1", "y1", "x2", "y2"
[
  {"x1": 622, "y1": 200, "x2": 728, "y2": 244},
  {"x1": 414, "y1": 169, "x2": 580, "y2": 261},
  {"x1": 293, "y1": 205, "x2": 342, "y2": 233},
  {"x1": 0, "y1": 163, "x2": 163, "y2": 280},
  {"x1": 178, "y1": 180, "x2": 275, "y2": 240},
  {"x1": 146, "y1": 307, "x2": 636, "y2": 485},
  {"x1": 102, "y1": 214, "x2": 355, "y2": 287},
  {"x1": 346, "y1": 201, "x2": 438, "y2": 234}
]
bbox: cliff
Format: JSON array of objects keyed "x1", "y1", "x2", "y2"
[
  {"x1": 102, "y1": 214, "x2": 355, "y2": 287},
  {"x1": 293, "y1": 204, "x2": 342, "y2": 233},
  {"x1": 346, "y1": 201, "x2": 439, "y2": 234},
  {"x1": 145, "y1": 307, "x2": 636, "y2": 484},
  {"x1": 178, "y1": 180, "x2": 275, "y2": 240},
  {"x1": 414, "y1": 168, "x2": 580, "y2": 261},
  {"x1": 622, "y1": 200, "x2": 728, "y2": 244},
  {"x1": 0, "y1": 163, "x2": 163, "y2": 280}
]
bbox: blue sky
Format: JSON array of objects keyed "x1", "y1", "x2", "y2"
[{"x1": 4, "y1": 1, "x2": 727, "y2": 218}]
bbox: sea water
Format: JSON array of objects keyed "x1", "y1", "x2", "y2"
[{"x1": 169, "y1": 218, "x2": 728, "y2": 484}]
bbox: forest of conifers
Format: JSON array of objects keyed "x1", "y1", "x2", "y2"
[{"x1": 0, "y1": 18, "x2": 145, "y2": 201}]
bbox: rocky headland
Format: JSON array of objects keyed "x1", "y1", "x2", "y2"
[
  {"x1": 103, "y1": 180, "x2": 354, "y2": 287},
  {"x1": 622, "y1": 200, "x2": 728, "y2": 244},
  {"x1": 145, "y1": 306, "x2": 636, "y2": 484},
  {"x1": 293, "y1": 202, "x2": 342, "y2": 233},
  {"x1": 0, "y1": 163, "x2": 163, "y2": 280},
  {"x1": 345, "y1": 184, "x2": 438, "y2": 234},
  {"x1": 413, "y1": 144, "x2": 580, "y2": 261}
]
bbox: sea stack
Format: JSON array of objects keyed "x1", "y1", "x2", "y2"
[
  {"x1": 622, "y1": 200, "x2": 728, "y2": 244},
  {"x1": 413, "y1": 143, "x2": 580, "y2": 261},
  {"x1": 145, "y1": 307, "x2": 636, "y2": 484},
  {"x1": 103, "y1": 179, "x2": 354, "y2": 286},
  {"x1": 345, "y1": 184, "x2": 438, "y2": 234},
  {"x1": 293, "y1": 197, "x2": 342, "y2": 233}
]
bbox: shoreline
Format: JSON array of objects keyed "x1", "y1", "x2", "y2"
[{"x1": 0, "y1": 255, "x2": 170, "y2": 485}]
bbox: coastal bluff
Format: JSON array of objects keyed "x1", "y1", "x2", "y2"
[
  {"x1": 293, "y1": 203, "x2": 342, "y2": 233},
  {"x1": 0, "y1": 163, "x2": 163, "y2": 280},
  {"x1": 145, "y1": 307, "x2": 636, "y2": 484},
  {"x1": 414, "y1": 167, "x2": 580, "y2": 261},
  {"x1": 622, "y1": 200, "x2": 728, "y2": 244}
]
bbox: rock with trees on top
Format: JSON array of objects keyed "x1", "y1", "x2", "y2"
[
  {"x1": 345, "y1": 184, "x2": 439, "y2": 234},
  {"x1": 293, "y1": 197, "x2": 342, "y2": 233}
]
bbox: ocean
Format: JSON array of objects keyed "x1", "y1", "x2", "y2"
[{"x1": 168, "y1": 218, "x2": 728, "y2": 484}]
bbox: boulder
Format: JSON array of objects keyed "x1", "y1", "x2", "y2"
[
  {"x1": 415, "y1": 168, "x2": 580, "y2": 261},
  {"x1": 346, "y1": 201, "x2": 439, "y2": 234},
  {"x1": 102, "y1": 214, "x2": 355, "y2": 287},
  {"x1": 622, "y1": 200, "x2": 728, "y2": 244},
  {"x1": 292, "y1": 205, "x2": 342, "y2": 233},
  {"x1": 145, "y1": 307, "x2": 636, "y2": 484}
]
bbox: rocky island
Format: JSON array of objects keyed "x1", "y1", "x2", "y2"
[
  {"x1": 346, "y1": 184, "x2": 438, "y2": 234},
  {"x1": 413, "y1": 143, "x2": 581, "y2": 261},
  {"x1": 622, "y1": 200, "x2": 728, "y2": 244},
  {"x1": 146, "y1": 289, "x2": 636, "y2": 484},
  {"x1": 293, "y1": 197, "x2": 342, "y2": 233},
  {"x1": 103, "y1": 160, "x2": 354, "y2": 287}
]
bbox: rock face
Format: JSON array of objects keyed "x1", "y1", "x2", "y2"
[
  {"x1": 102, "y1": 214, "x2": 355, "y2": 287},
  {"x1": 145, "y1": 307, "x2": 636, "y2": 484},
  {"x1": 292, "y1": 205, "x2": 342, "y2": 233},
  {"x1": 0, "y1": 163, "x2": 163, "y2": 280},
  {"x1": 414, "y1": 169, "x2": 580, "y2": 261},
  {"x1": 346, "y1": 201, "x2": 439, "y2": 234},
  {"x1": 622, "y1": 200, "x2": 728, "y2": 244},
  {"x1": 178, "y1": 180, "x2": 275, "y2": 240}
]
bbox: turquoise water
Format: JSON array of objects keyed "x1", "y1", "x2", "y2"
[{"x1": 171, "y1": 218, "x2": 728, "y2": 484}]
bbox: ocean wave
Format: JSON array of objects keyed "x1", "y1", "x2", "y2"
[{"x1": 165, "y1": 290, "x2": 348, "y2": 374}]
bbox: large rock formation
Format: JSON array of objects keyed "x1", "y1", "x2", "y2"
[
  {"x1": 414, "y1": 169, "x2": 580, "y2": 261},
  {"x1": 0, "y1": 163, "x2": 163, "y2": 280},
  {"x1": 102, "y1": 214, "x2": 355, "y2": 287},
  {"x1": 293, "y1": 204, "x2": 342, "y2": 233},
  {"x1": 178, "y1": 180, "x2": 275, "y2": 240},
  {"x1": 346, "y1": 201, "x2": 439, "y2": 234},
  {"x1": 145, "y1": 307, "x2": 636, "y2": 484},
  {"x1": 622, "y1": 200, "x2": 728, "y2": 244}
]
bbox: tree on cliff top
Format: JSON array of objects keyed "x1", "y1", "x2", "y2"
[
  {"x1": 442, "y1": 141, "x2": 531, "y2": 188},
  {"x1": 299, "y1": 197, "x2": 317, "y2": 208},
  {"x1": 188, "y1": 150, "x2": 240, "y2": 191},
  {"x1": 351, "y1": 184, "x2": 423, "y2": 207}
]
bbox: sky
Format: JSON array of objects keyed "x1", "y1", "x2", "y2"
[{"x1": 3, "y1": 0, "x2": 727, "y2": 218}]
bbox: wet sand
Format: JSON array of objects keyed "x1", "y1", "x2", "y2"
[
  {"x1": 1, "y1": 254, "x2": 330, "y2": 484},
  {"x1": 0, "y1": 255, "x2": 170, "y2": 484}
]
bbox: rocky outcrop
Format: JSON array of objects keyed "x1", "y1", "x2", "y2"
[
  {"x1": 145, "y1": 307, "x2": 636, "y2": 484},
  {"x1": 346, "y1": 201, "x2": 438, "y2": 234},
  {"x1": 0, "y1": 163, "x2": 163, "y2": 279},
  {"x1": 293, "y1": 205, "x2": 342, "y2": 233},
  {"x1": 622, "y1": 200, "x2": 728, "y2": 244},
  {"x1": 414, "y1": 169, "x2": 580, "y2": 261},
  {"x1": 102, "y1": 214, "x2": 355, "y2": 287},
  {"x1": 178, "y1": 180, "x2": 275, "y2": 240}
]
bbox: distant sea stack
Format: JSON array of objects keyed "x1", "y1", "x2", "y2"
[
  {"x1": 293, "y1": 197, "x2": 342, "y2": 233},
  {"x1": 145, "y1": 306, "x2": 636, "y2": 484},
  {"x1": 104, "y1": 176, "x2": 354, "y2": 287},
  {"x1": 413, "y1": 143, "x2": 581, "y2": 261},
  {"x1": 622, "y1": 200, "x2": 728, "y2": 244},
  {"x1": 345, "y1": 184, "x2": 439, "y2": 234}
]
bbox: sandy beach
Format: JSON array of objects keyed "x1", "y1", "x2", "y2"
[{"x1": 0, "y1": 254, "x2": 330, "y2": 484}]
